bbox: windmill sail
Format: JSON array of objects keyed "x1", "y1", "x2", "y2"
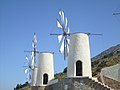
[
  {"x1": 57, "y1": 35, "x2": 63, "y2": 43},
  {"x1": 25, "y1": 69, "x2": 28, "y2": 74},
  {"x1": 61, "y1": 11, "x2": 65, "y2": 23},
  {"x1": 57, "y1": 20, "x2": 62, "y2": 28},
  {"x1": 59, "y1": 37, "x2": 64, "y2": 53},
  {"x1": 67, "y1": 27, "x2": 70, "y2": 34},
  {"x1": 26, "y1": 56, "x2": 28, "y2": 61},
  {"x1": 57, "y1": 10, "x2": 70, "y2": 60},
  {"x1": 65, "y1": 17, "x2": 68, "y2": 28}
]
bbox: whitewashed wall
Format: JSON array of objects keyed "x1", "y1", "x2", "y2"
[
  {"x1": 36, "y1": 52, "x2": 54, "y2": 86},
  {"x1": 67, "y1": 33, "x2": 92, "y2": 77}
]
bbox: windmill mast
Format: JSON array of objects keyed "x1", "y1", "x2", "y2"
[
  {"x1": 24, "y1": 32, "x2": 38, "y2": 86},
  {"x1": 33, "y1": 32, "x2": 37, "y2": 67},
  {"x1": 24, "y1": 32, "x2": 38, "y2": 68}
]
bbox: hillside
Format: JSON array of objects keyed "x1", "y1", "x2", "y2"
[
  {"x1": 92, "y1": 49, "x2": 120, "y2": 76},
  {"x1": 92, "y1": 44, "x2": 120, "y2": 61},
  {"x1": 91, "y1": 44, "x2": 120, "y2": 76}
]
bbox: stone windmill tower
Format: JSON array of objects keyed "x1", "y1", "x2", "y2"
[
  {"x1": 36, "y1": 52, "x2": 54, "y2": 86},
  {"x1": 67, "y1": 32, "x2": 92, "y2": 78}
]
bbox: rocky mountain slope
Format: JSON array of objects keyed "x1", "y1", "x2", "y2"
[
  {"x1": 92, "y1": 44, "x2": 120, "y2": 61},
  {"x1": 91, "y1": 44, "x2": 120, "y2": 76}
]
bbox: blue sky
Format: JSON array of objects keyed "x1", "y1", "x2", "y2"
[{"x1": 0, "y1": 0, "x2": 120, "y2": 90}]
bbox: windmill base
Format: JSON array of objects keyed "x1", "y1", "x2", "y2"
[{"x1": 31, "y1": 77, "x2": 111, "y2": 90}]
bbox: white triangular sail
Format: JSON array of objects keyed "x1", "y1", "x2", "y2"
[
  {"x1": 26, "y1": 56, "x2": 28, "y2": 61},
  {"x1": 57, "y1": 35, "x2": 63, "y2": 43},
  {"x1": 57, "y1": 20, "x2": 62, "y2": 28},
  {"x1": 61, "y1": 11, "x2": 65, "y2": 23},
  {"x1": 67, "y1": 27, "x2": 70, "y2": 34},
  {"x1": 65, "y1": 17, "x2": 68, "y2": 28},
  {"x1": 25, "y1": 69, "x2": 28, "y2": 74},
  {"x1": 59, "y1": 38, "x2": 64, "y2": 53},
  {"x1": 59, "y1": 10, "x2": 62, "y2": 16}
]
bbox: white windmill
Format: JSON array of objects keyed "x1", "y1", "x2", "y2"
[
  {"x1": 24, "y1": 33, "x2": 38, "y2": 86},
  {"x1": 51, "y1": 10, "x2": 70, "y2": 60}
]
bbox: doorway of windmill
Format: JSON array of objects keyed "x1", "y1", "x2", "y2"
[
  {"x1": 43, "y1": 73, "x2": 48, "y2": 84},
  {"x1": 76, "y1": 61, "x2": 82, "y2": 76}
]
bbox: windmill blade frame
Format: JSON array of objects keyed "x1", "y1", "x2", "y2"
[
  {"x1": 58, "y1": 10, "x2": 70, "y2": 60},
  {"x1": 50, "y1": 10, "x2": 70, "y2": 60}
]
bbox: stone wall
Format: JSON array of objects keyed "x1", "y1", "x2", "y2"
[
  {"x1": 101, "y1": 64, "x2": 120, "y2": 82},
  {"x1": 102, "y1": 75, "x2": 120, "y2": 90},
  {"x1": 32, "y1": 77, "x2": 111, "y2": 90},
  {"x1": 31, "y1": 86, "x2": 45, "y2": 90}
]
